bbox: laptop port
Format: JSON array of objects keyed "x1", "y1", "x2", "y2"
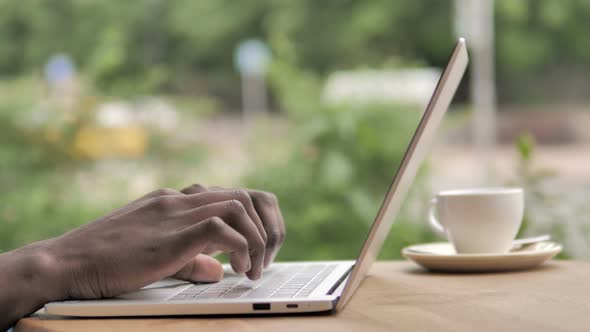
[
  {"x1": 286, "y1": 304, "x2": 298, "y2": 309},
  {"x1": 253, "y1": 303, "x2": 271, "y2": 311}
]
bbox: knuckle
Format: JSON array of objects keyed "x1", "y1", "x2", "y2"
[
  {"x1": 266, "y1": 230, "x2": 282, "y2": 248},
  {"x1": 232, "y1": 189, "x2": 253, "y2": 205},
  {"x1": 203, "y1": 217, "x2": 225, "y2": 233},
  {"x1": 190, "y1": 183, "x2": 207, "y2": 191},
  {"x1": 145, "y1": 241, "x2": 162, "y2": 254},
  {"x1": 236, "y1": 236, "x2": 249, "y2": 251},
  {"x1": 154, "y1": 188, "x2": 177, "y2": 197},
  {"x1": 225, "y1": 199, "x2": 246, "y2": 213},
  {"x1": 181, "y1": 183, "x2": 207, "y2": 194},
  {"x1": 232, "y1": 189, "x2": 249, "y2": 199},
  {"x1": 260, "y1": 191, "x2": 278, "y2": 205},
  {"x1": 151, "y1": 196, "x2": 176, "y2": 212}
]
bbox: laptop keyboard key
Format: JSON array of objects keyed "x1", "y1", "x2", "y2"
[{"x1": 169, "y1": 264, "x2": 338, "y2": 301}]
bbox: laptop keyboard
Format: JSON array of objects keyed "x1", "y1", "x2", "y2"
[{"x1": 169, "y1": 264, "x2": 337, "y2": 301}]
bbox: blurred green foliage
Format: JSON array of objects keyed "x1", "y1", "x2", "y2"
[
  {"x1": 0, "y1": 78, "x2": 208, "y2": 251},
  {"x1": 0, "y1": 94, "x2": 94, "y2": 251},
  {"x1": 2, "y1": 0, "x2": 588, "y2": 103},
  {"x1": 495, "y1": 0, "x2": 590, "y2": 102},
  {"x1": 511, "y1": 134, "x2": 571, "y2": 259},
  {"x1": 245, "y1": 102, "x2": 436, "y2": 260},
  {"x1": 2, "y1": 0, "x2": 586, "y2": 259},
  {"x1": 244, "y1": 44, "x2": 436, "y2": 260},
  {"x1": 0, "y1": 0, "x2": 453, "y2": 100}
]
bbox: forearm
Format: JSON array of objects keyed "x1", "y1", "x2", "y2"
[{"x1": 0, "y1": 240, "x2": 64, "y2": 331}]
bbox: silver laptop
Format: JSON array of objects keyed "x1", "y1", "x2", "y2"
[{"x1": 45, "y1": 39, "x2": 468, "y2": 317}]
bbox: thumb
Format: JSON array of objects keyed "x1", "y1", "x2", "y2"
[{"x1": 172, "y1": 254, "x2": 224, "y2": 283}]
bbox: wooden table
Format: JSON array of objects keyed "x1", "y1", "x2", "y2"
[{"x1": 16, "y1": 261, "x2": 590, "y2": 332}]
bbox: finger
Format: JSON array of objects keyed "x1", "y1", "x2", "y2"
[
  {"x1": 181, "y1": 200, "x2": 265, "y2": 280},
  {"x1": 202, "y1": 248, "x2": 222, "y2": 256},
  {"x1": 143, "y1": 188, "x2": 183, "y2": 199},
  {"x1": 245, "y1": 190, "x2": 285, "y2": 267},
  {"x1": 270, "y1": 199, "x2": 286, "y2": 265},
  {"x1": 174, "y1": 217, "x2": 250, "y2": 274},
  {"x1": 208, "y1": 187, "x2": 285, "y2": 268},
  {"x1": 176, "y1": 190, "x2": 267, "y2": 243},
  {"x1": 172, "y1": 254, "x2": 224, "y2": 283},
  {"x1": 180, "y1": 183, "x2": 209, "y2": 195}
]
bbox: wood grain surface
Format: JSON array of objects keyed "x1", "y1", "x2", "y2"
[{"x1": 16, "y1": 260, "x2": 590, "y2": 332}]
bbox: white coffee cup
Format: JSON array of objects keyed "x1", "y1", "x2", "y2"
[{"x1": 428, "y1": 187, "x2": 524, "y2": 254}]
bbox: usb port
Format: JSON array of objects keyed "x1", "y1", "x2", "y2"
[
  {"x1": 286, "y1": 304, "x2": 298, "y2": 309},
  {"x1": 253, "y1": 303, "x2": 271, "y2": 310}
]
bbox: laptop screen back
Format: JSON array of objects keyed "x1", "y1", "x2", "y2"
[{"x1": 336, "y1": 39, "x2": 469, "y2": 310}]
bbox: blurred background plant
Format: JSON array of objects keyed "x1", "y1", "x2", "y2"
[
  {"x1": 245, "y1": 48, "x2": 435, "y2": 259},
  {"x1": 1, "y1": 0, "x2": 590, "y2": 259}
]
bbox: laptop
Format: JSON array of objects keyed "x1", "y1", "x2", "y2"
[{"x1": 45, "y1": 38, "x2": 468, "y2": 317}]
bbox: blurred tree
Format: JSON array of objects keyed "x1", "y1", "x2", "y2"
[
  {"x1": 243, "y1": 26, "x2": 437, "y2": 260},
  {"x1": 0, "y1": 0, "x2": 454, "y2": 101},
  {"x1": 2, "y1": 0, "x2": 589, "y2": 104},
  {"x1": 495, "y1": 0, "x2": 590, "y2": 102}
]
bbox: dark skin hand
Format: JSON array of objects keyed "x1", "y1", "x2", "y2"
[{"x1": 0, "y1": 184, "x2": 285, "y2": 330}]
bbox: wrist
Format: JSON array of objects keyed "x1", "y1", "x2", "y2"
[
  {"x1": 8, "y1": 239, "x2": 68, "y2": 303},
  {"x1": 0, "y1": 239, "x2": 67, "y2": 329}
]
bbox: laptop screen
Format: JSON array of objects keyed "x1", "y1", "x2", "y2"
[
  {"x1": 336, "y1": 39, "x2": 468, "y2": 309},
  {"x1": 270, "y1": 40, "x2": 467, "y2": 263}
]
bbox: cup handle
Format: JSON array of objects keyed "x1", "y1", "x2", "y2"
[{"x1": 428, "y1": 198, "x2": 447, "y2": 238}]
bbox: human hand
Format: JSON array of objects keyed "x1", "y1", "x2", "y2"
[
  {"x1": 179, "y1": 184, "x2": 285, "y2": 267},
  {"x1": 41, "y1": 185, "x2": 285, "y2": 300}
]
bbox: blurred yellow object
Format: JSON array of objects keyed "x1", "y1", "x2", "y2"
[
  {"x1": 44, "y1": 127, "x2": 62, "y2": 144},
  {"x1": 72, "y1": 125, "x2": 148, "y2": 159}
]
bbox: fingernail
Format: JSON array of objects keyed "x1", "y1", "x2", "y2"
[{"x1": 234, "y1": 259, "x2": 251, "y2": 274}]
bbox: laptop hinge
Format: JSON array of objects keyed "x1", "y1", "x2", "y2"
[{"x1": 327, "y1": 265, "x2": 354, "y2": 295}]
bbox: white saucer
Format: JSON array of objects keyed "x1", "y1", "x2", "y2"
[{"x1": 402, "y1": 241, "x2": 562, "y2": 272}]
